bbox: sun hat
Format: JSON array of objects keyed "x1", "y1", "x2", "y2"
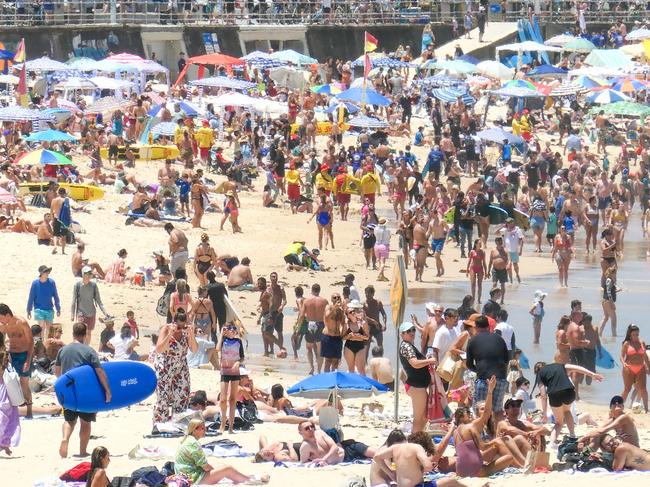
[{"x1": 38, "y1": 265, "x2": 52, "y2": 275}]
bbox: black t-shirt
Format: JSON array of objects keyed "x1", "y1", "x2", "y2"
[
  {"x1": 206, "y1": 281, "x2": 228, "y2": 326},
  {"x1": 526, "y1": 162, "x2": 540, "y2": 187},
  {"x1": 466, "y1": 331, "x2": 509, "y2": 380},
  {"x1": 99, "y1": 329, "x2": 115, "y2": 354},
  {"x1": 399, "y1": 341, "x2": 431, "y2": 388},
  {"x1": 538, "y1": 363, "x2": 574, "y2": 394}
]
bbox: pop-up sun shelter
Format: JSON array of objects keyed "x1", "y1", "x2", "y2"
[{"x1": 174, "y1": 53, "x2": 245, "y2": 87}]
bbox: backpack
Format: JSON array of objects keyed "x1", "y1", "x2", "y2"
[{"x1": 156, "y1": 292, "x2": 171, "y2": 316}]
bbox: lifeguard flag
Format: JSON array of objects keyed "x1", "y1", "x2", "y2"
[
  {"x1": 389, "y1": 254, "x2": 407, "y2": 328},
  {"x1": 644, "y1": 39, "x2": 650, "y2": 60},
  {"x1": 364, "y1": 32, "x2": 378, "y2": 52},
  {"x1": 13, "y1": 39, "x2": 25, "y2": 63},
  {"x1": 15, "y1": 39, "x2": 28, "y2": 107},
  {"x1": 363, "y1": 52, "x2": 371, "y2": 80}
]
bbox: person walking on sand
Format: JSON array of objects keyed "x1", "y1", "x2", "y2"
[
  {"x1": 0, "y1": 304, "x2": 33, "y2": 419},
  {"x1": 321, "y1": 293, "x2": 345, "y2": 372},
  {"x1": 620, "y1": 324, "x2": 650, "y2": 413},
  {"x1": 412, "y1": 213, "x2": 428, "y2": 282},
  {"x1": 298, "y1": 284, "x2": 329, "y2": 375},
  {"x1": 165, "y1": 223, "x2": 189, "y2": 274},
  {"x1": 26, "y1": 265, "x2": 61, "y2": 340},
  {"x1": 54, "y1": 323, "x2": 111, "y2": 458},
  {"x1": 50, "y1": 187, "x2": 71, "y2": 255},
  {"x1": 529, "y1": 290, "x2": 546, "y2": 345},
  {"x1": 71, "y1": 266, "x2": 110, "y2": 346},
  {"x1": 496, "y1": 217, "x2": 524, "y2": 284},
  {"x1": 551, "y1": 224, "x2": 574, "y2": 288},
  {"x1": 308, "y1": 194, "x2": 334, "y2": 250},
  {"x1": 467, "y1": 239, "x2": 487, "y2": 304},
  {"x1": 373, "y1": 218, "x2": 391, "y2": 281},
  {"x1": 427, "y1": 211, "x2": 449, "y2": 277}
]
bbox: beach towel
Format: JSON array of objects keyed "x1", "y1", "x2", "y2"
[
  {"x1": 273, "y1": 459, "x2": 371, "y2": 468},
  {"x1": 202, "y1": 439, "x2": 250, "y2": 458},
  {"x1": 58, "y1": 197, "x2": 72, "y2": 227}
]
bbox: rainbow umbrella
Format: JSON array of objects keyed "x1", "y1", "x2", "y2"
[
  {"x1": 311, "y1": 83, "x2": 344, "y2": 95},
  {"x1": 15, "y1": 149, "x2": 74, "y2": 166},
  {"x1": 502, "y1": 79, "x2": 536, "y2": 90}
]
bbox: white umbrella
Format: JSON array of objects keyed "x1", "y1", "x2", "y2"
[
  {"x1": 55, "y1": 77, "x2": 97, "y2": 90},
  {"x1": 0, "y1": 106, "x2": 55, "y2": 122},
  {"x1": 544, "y1": 34, "x2": 576, "y2": 47},
  {"x1": 626, "y1": 28, "x2": 650, "y2": 41},
  {"x1": 88, "y1": 76, "x2": 135, "y2": 91},
  {"x1": 476, "y1": 60, "x2": 514, "y2": 81},
  {"x1": 19, "y1": 56, "x2": 70, "y2": 72},
  {"x1": 86, "y1": 96, "x2": 132, "y2": 114},
  {"x1": 0, "y1": 74, "x2": 20, "y2": 84},
  {"x1": 151, "y1": 122, "x2": 179, "y2": 137}
]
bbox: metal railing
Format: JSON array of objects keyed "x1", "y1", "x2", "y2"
[{"x1": 0, "y1": 1, "x2": 646, "y2": 27}]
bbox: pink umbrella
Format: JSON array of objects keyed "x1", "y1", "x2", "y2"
[
  {"x1": 106, "y1": 52, "x2": 146, "y2": 63},
  {"x1": 0, "y1": 187, "x2": 17, "y2": 204}
]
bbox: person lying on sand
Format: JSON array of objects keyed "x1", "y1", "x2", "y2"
[
  {"x1": 599, "y1": 434, "x2": 650, "y2": 471},
  {"x1": 297, "y1": 420, "x2": 375, "y2": 466}
]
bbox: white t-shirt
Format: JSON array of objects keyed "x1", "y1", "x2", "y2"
[
  {"x1": 498, "y1": 227, "x2": 524, "y2": 253},
  {"x1": 348, "y1": 284, "x2": 361, "y2": 302},
  {"x1": 374, "y1": 225, "x2": 391, "y2": 246},
  {"x1": 187, "y1": 337, "x2": 215, "y2": 368},
  {"x1": 109, "y1": 335, "x2": 135, "y2": 360},
  {"x1": 495, "y1": 321, "x2": 514, "y2": 350},
  {"x1": 432, "y1": 325, "x2": 458, "y2": 360}
]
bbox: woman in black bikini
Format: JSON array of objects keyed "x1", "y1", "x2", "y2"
[
  {"x1": 191, "y1": 286, "x2": 217, "y2": 336},
  {"x1": 193, "y1": 233, "x2": 217, "y2": 286},
  {"x1": 343, "y1": 300, "x2": 369, "y2": 375}
]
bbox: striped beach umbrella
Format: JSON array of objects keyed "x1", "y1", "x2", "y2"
[
  {"x1": 86, "y1": 96, "x2": 132, "y2": 114},
  {"x1": 15, "y1": 149, "x2": 74, "y2": 166},
  {"x1": 189, "y1": 77, "x2": 256, "y2": 91},
  {"x1": 0, "y1": 106, "x2": 54, "y2": 122},
  {"x1": 151, "y1": 122, "x2": 179, "y2": 137},
  {"x1": 586, "y1": 89, "x2": 631, "y2": 104},
  {"x1": 611, "y1": 79, "x2": 647, "y2": 93}
]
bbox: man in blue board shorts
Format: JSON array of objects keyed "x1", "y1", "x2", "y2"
[{"x1": 54, "y1": 323, "x2": 111, "y2": 458}]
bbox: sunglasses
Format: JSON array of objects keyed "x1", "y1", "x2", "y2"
[
  {"x1": 404, "y1": 328, "x2": 416, "y2": 334},
  {"x1": 302, "y1": 424, "x2": 315, "y2": 431}
]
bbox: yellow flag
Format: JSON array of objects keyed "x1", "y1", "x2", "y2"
[
  {"x1": 389, "y1": 255, "x2": 407, "y2": 327},
  {"x1": 644, "y1": 40, "x2": 650, "y2": 59}
]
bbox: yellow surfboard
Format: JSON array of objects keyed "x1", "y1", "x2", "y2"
[
  {"x1": 19, "y1": 183, "x2": 105, "y2": 202},
  {"x1": 342, "y1": 175, "x2": 361, "y2": 195},
  {"x1": 99, "y1": 145, "x2": 180, "y2": 161}
]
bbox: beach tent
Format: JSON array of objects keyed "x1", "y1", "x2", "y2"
[
  {"x1": 174, "y1": 53, "x2": 245, "y2": 87},
  {"x1": 584, "y1": 49, "x2": 632, "y2": 69}
]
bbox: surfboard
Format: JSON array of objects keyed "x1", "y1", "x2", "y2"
[
  {"x1": 513, "y1": 208, "x2": 531, "y2": 231},
  {"x1": 126, "y1": 212, "x2": 189, "y2": 223},
  {"x1": 596, "y1": 347, "x2": 617, "y2": 369},
  {"x1": 488, "y1": 205, "x2": 509, "y2": 225},
  {"x1": 99, "y1": 145, "x2": 180, "y2": 161},
  {"x1": 444, "y1": 206, "x2": 455, "y2": 224},
  {"x1": 342, "y1": 176, "x2": 361, "y2": 195},
  {"x1": 224, "y1": 295, "x2": 248, "y2": 337},
  {"x1": 519, "y1": 351, "x2": 530, "y2": 369},
  {"x1": 55, "y1": 361, "x2": 157, "y2": 413},
  {"x1": 19, "y1": 183, "x2": 105, "y2": 202}
]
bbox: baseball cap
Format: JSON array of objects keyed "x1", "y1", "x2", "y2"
[
  {"x1": 504, "y1": 397, "x2": 523, "y2": 409},
  {"x1": 399, "y1": 322, "x2": 416, "y2": 333},
  {"x1": 610, "y1": 395, "x2": 624, "y2": 407},
  {"x1": 82, "y1": 265, "x2": 93, "y2": 274}
]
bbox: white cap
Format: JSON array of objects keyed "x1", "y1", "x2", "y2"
[
  {"x1": 82, "y1": 265, "x2": 93, "y2": 274},
  {"x1": 347, "y1": 299, "x2": 363, "y2": 310},
  {"x1": 425, "y1": 302, "x2": 438, "y2": 314},
  {"x1": 534, "y1": 289, "x2": 547, "y2": 300}
]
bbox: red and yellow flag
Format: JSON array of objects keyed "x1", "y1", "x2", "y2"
[
  {"x1": 15, "y1": 39, "x2": 28, "y2": 107},
  {"x1": 364, "y1": 32, "x2": 378, "y2": 53},
  {"x1": 13, "y1": 39, "x2": 26, "y2": 63},
  {"x1": 363, "y1": 52, "x2": 371, "y2": 81}
]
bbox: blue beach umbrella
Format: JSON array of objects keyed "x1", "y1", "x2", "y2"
[
  {"x1": 476, "y1": 127, "x2": 524, "y2": 145},
  {"x1": 586, "y1": 89, "x2": 630, "y2": 104},
  {"x1": 336, "y1": 87, "x2": 391, "y2": 106},
  {"x1": 287, "y1": 371, "x2": 389, "y2": 400},
  {"x1": 347, "y1": 115, "x2": 389, "y2": 129},
  {"x1": 148, "y1": 100, "x2": 199, "y2": 117},
  {"x1": 325, "y1": 101, "x2": 360, "y2": 114},
  {"x1": 24, "y1": 129, "x2": 78, "y2": 143}
]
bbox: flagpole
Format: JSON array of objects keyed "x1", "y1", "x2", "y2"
[{"x1": 362, "y1": 31, "x2": 368, "y2": 111}]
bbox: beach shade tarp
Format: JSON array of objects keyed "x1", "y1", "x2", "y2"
[
  {"x1": 86, "y1": 96, "x2": 133, "y2": 114},
  {"x1": 584, "y1": 49, "x2": 632, "y2": 69},
  {"x1": 190, "y1": 76, "x2": 256, "y2": 91},
  {"x1": 287, "y1": 371, "x2": 389, "y2": 400},
  {"x1": 563, "y1": 38, "x2": 596, "y2": 53},
  {"x1": 527, "y1": 64, "x2": 568, "y2": 78},
  {"x1": 626, "y1": 28, "x2": 650, "y2": 41},
  {"x1": 588, "y1": 101, "x2": 650, "y2": 121},
  {"x1": 476, "y1": 127, "x2": 524, "y2": 145},
  {"x1": 174, "y1": 53, "x2": 245, "y2": 87},
  {"x1": 148, "y1": 100, "x2": 199, "y2": 117},
  {"x1": 270, "y1": 49, "x2": 317, "y2": 65},
  {"x1": 612, "y1": 79, "x2": 647, "y2": 93},
  {"x1": 0, "y1": 106, "x2": 55, "y2": 122},
  {"x1": 586, "y1": 89, "x2": 631, "y2": 104},
  {"x1": 347, "y1": 115, "x2": 389, "y2": 129},
  {"x1": 544, "y1": 33, "x2": 576, "y2": 47},
  {"x1": 15, "y1": 149, "x2": 74, "y2": 166},
  {"x1": 336, "y1": 87, "x2": 391, "y2": 106},
  {"x1": 151, "y1": 122, "x2": 178, "y2": 137},
  {"x1": 431, "y1": 88, "x2": 475, "y2": 106},
  {"x1": 476, "y1": 60, "x2": 514, "y2": 80},
  {"x1": 490, "y1": 86, "x2": 542, "y2": 98},
  {"x1": 24, "y1": 129, "x2": 77, "y2": 143}
]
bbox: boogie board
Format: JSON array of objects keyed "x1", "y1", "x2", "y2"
[
  {"x1": 99, "y1": 144, "x2": 180, "y2": 161},
  {"x1": 342, "y1": 175, "x2": 361, "y2": 195},
  {"x1": 513, "y1": 208, "x2": 531, "y2": 231},
  {"x1": 55, "y1": 361, "x2": 157, "y2": 413},
  {"x1": 19, "y1": 182, "x2": 105, "y2": 202},
  {"x1": 444, "y1": 206, "x2": 455, "y2": 224},
  {"x1": 596, "y1": 347, "x2": 617, "y2": 369},
  {"x1": 488, "y1": 205, "x2": 509, "y2": 225},
  {"x1": 519, "y1": 351, "x2": 530, "y2": 369}
]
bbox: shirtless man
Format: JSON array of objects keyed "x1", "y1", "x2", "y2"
[
  {"x1": 0, "y1": 303, "x2": 33, "y2": 418},
  {"x1": 131, "y1": 186, "x2": 150, "y2": 215},
  {"x1": 599, "y1": 434, "x2": 650, "y2": 471},
  {"x1": 36, "y1": 213, "x2": 53, "y2": 247},
  {"x1": 427, "y1": 211, "x2": 449, "y2": 277},
  {"x1": 567, "y1": 319, "x2": 590, "y2": 400},
  {"x1": 412, "y1": 213, "x2": 428, "y2": 282},
  {"x1": 596, "y1": 171, "x2": 615, "y2": 220},
  {"x1": 595, "y1": 110, "x2": 607, "y2": 154},
  {"x1": 71, "y1": 243, "x2": 105, "y2": 279},
  {"x1": 321, "y1": 293, "x2": 345, "y2": 372},
  {"x1": 298, "y1": 421, "x2": 374, "y2": 465},
  {"x1": 297, "y1": 284, "x2": 328, "y2": 375},
  {"x1": 580, "y1": 395, "x2": 639, "y2": 448},
  {"x1": 226, "y1": 258, "x2": 254, "y2": 290},
  {"x1": 422, "y1": 174, "x2": 438, "y2": 210},
  {"x1": 392, "y1": 162, "x2": 408, "y2": 219},
  {"x1": 559, "y1": 190, "x2": 582, "y2": 243},
  {"x1": 368, "y1": 347, "x2": 394, "y2": 390},
  {"x1": 363, "y1": 285, "x2": 387, "y2": 357},
  {"x1": 158, "y1": 159, "x2": 179, "y2": 182},
  {"x1": 257, "y1": 277, "x2": 284, "y2": 356},
  {"x1": 487, "y1": 237, "x2": 509, "y2": 304},
  {"x1": 50, "y1": 187, "x2": 69, "y2": 255},
  {"x1": 496, "y1": 398, "x2": 549, "y2": 460},
  {"x1": 268, "y1": 272, "x2": 287, "y2": 352},
  {"x1": 164, "y1": 223, "x2": 189, "y2": 274}
]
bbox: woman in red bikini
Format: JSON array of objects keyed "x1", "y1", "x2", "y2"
[
  {"x1": 621, "y1": 324, "x2": 650, "y2": 413},
  {"x1": 466, "y1": 239, "x2": 487, "y2": 304},
  {"x1": 551, "y1": 225, "x2": 574, "y2": 288}
]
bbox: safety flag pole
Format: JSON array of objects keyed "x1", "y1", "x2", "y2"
[{"x1": 362, "y1": 32, "x2": 378, "y2": 110}]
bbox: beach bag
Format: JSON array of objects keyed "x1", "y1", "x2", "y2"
[
  {"x1": 60, "y1": 462, "x2": 91, "y2": 481},
  {"x1": 523, "y1": 445, "x2": 550, "y2": 474},
  {"x1": 3, "y1": 364, "x2": 25, "y2": 407},
  {"x1": 557, "y1": 435, "x2": 579, "y2": 461},
  {"x1": 156, "y1": 293, "x2": 170, "y2": 316},
  {"x1": 436, "y1": 353, "x2": 459, "y2": 383}
]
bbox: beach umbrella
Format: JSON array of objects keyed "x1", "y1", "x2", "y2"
[
  {"x1": 431, "y1": 88, "x2": 475, "y2": 106},
  {"x1": 573, "y1": 75, "x2": 607, "y2": 89},
  {"x1": 241, "y1": 50, "x2": 272, "y2": 61},
  {"x1": 336, "y1": 87, "x2": 391, "y2": 106},
  {"x1": 24, "y1": 129, "x2": 78, "y2": 143},
  {"x1": 148, "y1": 100, "x2": 199, "y2": 117},
  {"x1": 189, "y1": 77, "x2": 256, "y2": 91},
  {"x1": 544, "y1": 33, "x2": 576, "y2": 47},
  {"x1": 466, "y1": 75, "x2": 493, "y2": 88},
  {"x1": 42, "y1": 108, "x2": 73, "y2": 123},
  {"x1": 105, "y1": 52, "x2": 146, "y2": 63},
  {"x1": 625, "y1": 28, "x2": 650, "y2": 41},
  {"x1": 458, "y1": 54, "x2": 480, "y2": 65},
  {"x1": 476, "y1": 60, "x2": 514, "y2": 81},
  {"x1": 490, "y1": 86, "x2": 541, "y2": 98},
  {"x1": 611, "y1": 79, "x2": 647, "y2": 93},
  {"x1": 584, "y1": 49, "x2": 632, "y2": 69},
  {"x1": 347, "y1": 115, "x2": 389, "y2": 129},
  {"x1": 270, "y1": 49, "x2": 317, "y2": 66},
  {"x1": 563, "y1": 38, "x2": 596, "y2": 53},
  {"x1": 66, "y1": 57, "x2": 99, "y2": 71},
  {"x1": 87, "y1": 76, "x2": 134, "y2": 91},
  {"x1": 151, "y1": 122, "x2": 178, "y2": 137},
  {"x1": 502, "y1": 79, "x2": 536, "y2": 90},
  {"x1": 269, "y1": 67, "x2": 307, "y2": 90},
  {"x1": 0, "y1": 106, "x2": 54, "y2": 122},
  {"x1": 19, "y1": 56, "x2": 70, "y2": 72},
  {"x1": 86, "y1": 96, "x2": 133, "y2": 114},
  {"x1": 620, "y1": 43, "x2": 646, "y2": 57},
  {"x1": 586, "y1": 89, "x2": 631, "y2": 104},
  {"x1": 15, "y1": 149, "x2": 74, "y2": 166},
  {"x1": 549, "y1": 83, "x2": 588, "y2": 97},
  {"x1": 54, "y1": 77, "x2": 97, "y2": 90},
  {"x1": 0, "y1": 74, "x2": 19, "y2": 84},
  {"x1": 287, "y1": 371, "x2": 389, "y2": 400},
  {"x1": 418, "y1": 74, "x2": 463, "y2": 88},
  {"x1": 435, "y1": 59, "x2": 476, "y2": 74},
  {"x1": 526, "y1": 64, "x2": 568, "y2": 78},
  {"x1": 476, "y1": 127, "x2": 524, "y2": 145},
  {"x1": 0, "y1": 187, "x2": 16, "y2": 204},
  {"x1": 311, "y1": 83, "x2": 345, "y2": 95},
  {"x1": 587, "y1": 101, "x2": 650, "y2": 120},
  {"x1": 325, "y1": 101, "x2": 360, "y2": 114},
  {"x1": 208, "y1": 91, "x2": 257, "y2": 108}
]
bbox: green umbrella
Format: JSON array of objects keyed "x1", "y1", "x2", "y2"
[
  {"x1": 588, "y1": 101, "x2": 650, "y2": 121},
  {"x1": 563, "y1": 38, "x2": 596, "y2": 53},
  {"x1": 435, "y1": 59, "x2": 477, "y2": 75}
]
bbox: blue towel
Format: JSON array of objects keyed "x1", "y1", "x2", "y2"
[{"x1": 58, "y1": 197, "x2": 72, "y2": 227}]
